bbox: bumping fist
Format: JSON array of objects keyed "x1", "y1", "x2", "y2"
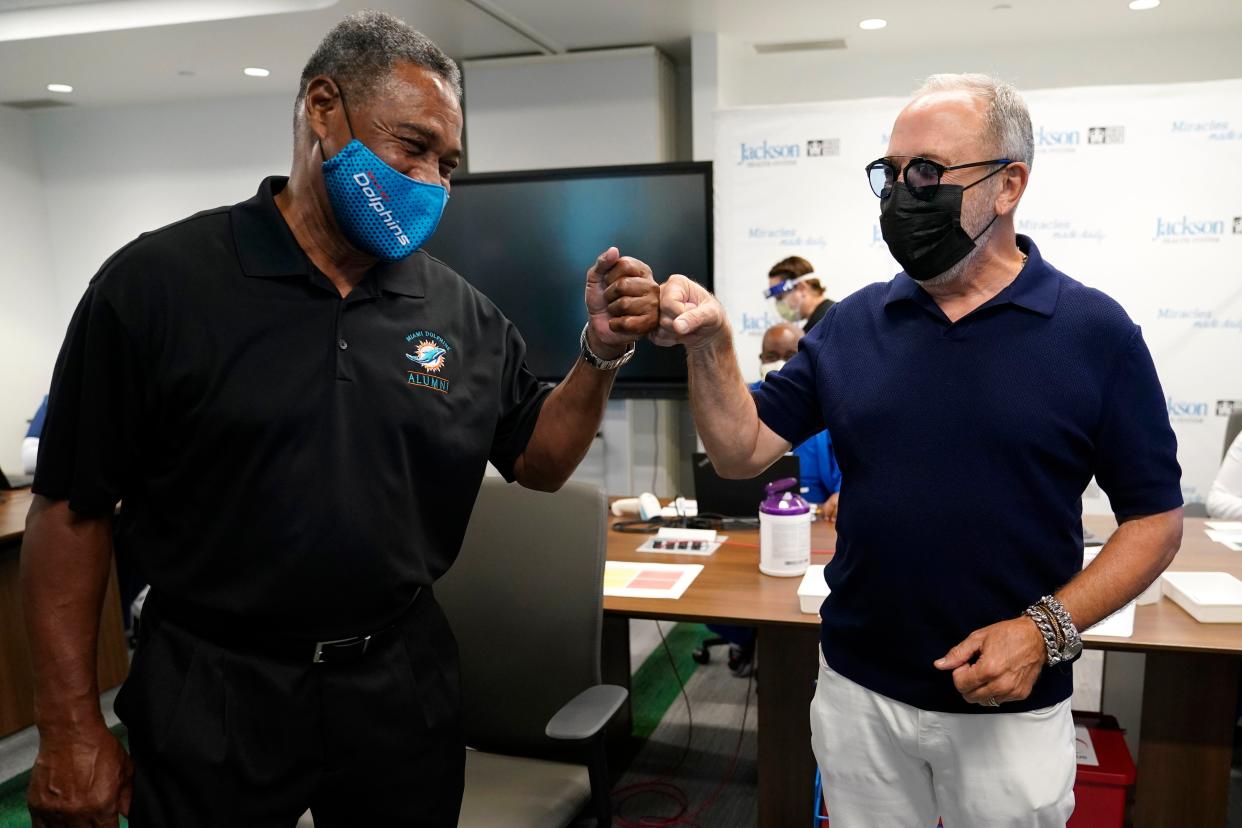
[
  {"x1": 585, "y1": 247, "x2": 660, "y2": 358},
  {"x1": 649, "y1": 274, "x2": 727, "y2": 350}
]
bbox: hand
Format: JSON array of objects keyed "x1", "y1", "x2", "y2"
[
  {"x1": 823, "y1": 492, "x2": 839, "y2": 524},
  {"x1": 28, "y1": 721, "x2": 133, "y2": 827},
  {"x1": 584, "y1": 247, "x2": 660, "y2": 358},
  {"x1": 934, "y1": 616, "x2": 1047, "y2": 706},
  {"x1": 649, "y1": 274, "x2": 727, "y2": 351}
]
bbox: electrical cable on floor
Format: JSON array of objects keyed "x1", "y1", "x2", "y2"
[{"x1": 611, "y1": 620, "x2": 757, "y2": 828}]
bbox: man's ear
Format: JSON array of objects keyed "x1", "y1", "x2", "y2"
[
  {"x1": 302, "y1": 76, "x2": 342, "y2": 147},
  {"x1": 996, "y1": 162, "x2": 1030, "y2": 217}
]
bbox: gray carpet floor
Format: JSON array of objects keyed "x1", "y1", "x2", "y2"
[{"x1": 615, "y1": 650, "x2": 760, "y2": 828}]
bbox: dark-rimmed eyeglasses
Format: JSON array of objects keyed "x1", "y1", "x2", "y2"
[{"x1": 865, "y1": 156, "x2": 1012, "y2": 201}]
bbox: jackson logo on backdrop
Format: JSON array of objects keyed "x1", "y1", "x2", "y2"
[
  {"x1": 738, "y1": 137, "x2": 839, "y2": 167},
  {"x1": 1087, "y1": 126, "x2": 1125, "y2": 145},
  {"x1": 1153, "y1": 215, "x2": 1231, "y2": 242}
]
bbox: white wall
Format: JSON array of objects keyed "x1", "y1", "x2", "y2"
[
  {"x1": 30, "y1": 94, "x2": 296, "y2": 323},
  {"x1": 693, "y1": 30, "x2": 1242, "y2": 162},
  {"x1": 462, "y1": 46, "x2": 676, "y2": 172},
  {"x1": 0, "y1": 107, "x2": 61, "y2": 475}
]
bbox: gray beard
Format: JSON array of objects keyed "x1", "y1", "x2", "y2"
[{"x1": 919, "y1": 216, "x2": 997, "y2": 288}]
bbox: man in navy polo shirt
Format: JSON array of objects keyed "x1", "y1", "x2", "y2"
[{"x1": 653, "y1": 74, "x2": 1182, "y2": 826}]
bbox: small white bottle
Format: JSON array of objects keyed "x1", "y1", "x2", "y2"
[{"x1": 759, "y1": 478, "x2": 811, "y2": 577}]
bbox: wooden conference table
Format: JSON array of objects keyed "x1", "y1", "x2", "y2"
[
  {"x1": 0, "y1": 488, "x2": 129, "y2": 738},
  {"x1": 601, "y1": 514, "x2": 1242, "y2": 828}
]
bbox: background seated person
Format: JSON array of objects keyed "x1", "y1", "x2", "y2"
[
  {"x1": 22, "y1": 395, "x2": 47, "y2": 474},
  {"x1": 1207, "y1": 430, "x2": 1242, "y2": 520}
]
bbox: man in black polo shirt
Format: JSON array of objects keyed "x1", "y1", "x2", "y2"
[
  {"x1": 654, "y1": 74, "x2": 1182, "y2": 826},
  {"x1": 22, "y1": 12, "x2": 659, "y2": 828}
]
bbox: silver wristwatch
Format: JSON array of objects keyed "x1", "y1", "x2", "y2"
[
  {"x1": 1024, "y1": 595, "x2": 1083, "y2": 666},
  {"x1": 579, "y1": 323, "x2": 635, "y2": 371}
]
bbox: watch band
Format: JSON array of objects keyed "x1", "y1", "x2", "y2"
[{"x1": 579, "y1": 323, "x2": 635, "y2": 371}]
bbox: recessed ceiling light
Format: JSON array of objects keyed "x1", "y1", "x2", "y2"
[
  {"x1": 244, "y1": 67, "x2": 271, "y2": 78},
  {"x1": 1128, "y1": 0, "x2": 1159, "y2": 8},
  {"x1": 0, "y1": 0, "x2": 338, "y2": 43},
  {"x1": 46, "y1": 83, "x2": 72, "y2": 94},
  {"x1": 859, "y1": 18, "x2": 888, "y2": 30}
]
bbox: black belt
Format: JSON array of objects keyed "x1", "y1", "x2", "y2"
[{"x1": 144, "y1": 588, "x2": 422, "y2": 667}]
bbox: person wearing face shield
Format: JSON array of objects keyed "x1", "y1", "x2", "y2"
[
  {"x1": 21, "y1": 11, "x2": 661, "y2": 828},
  {"x1": 652, "y1": 74, "x2": 1182, "y2": 827},
  {"x1": 765, "y1": 256, "x2": 834, "y2": 332}
]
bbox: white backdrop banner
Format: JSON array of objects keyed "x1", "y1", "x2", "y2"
[{"x1": 714, "y1": 78, "x2": 1242, "y2": 514}]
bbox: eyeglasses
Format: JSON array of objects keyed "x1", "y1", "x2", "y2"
[{"x1": 865, "y1": 156, "x2": 1012, "y2": 201}]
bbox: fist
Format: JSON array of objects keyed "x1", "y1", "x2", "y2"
[
  {"x1": 585, "y1": 247, "x2": 660, "y2": 357},
  {"x1": 649, "y1": 274, "x2": 727, "y2": 350}
]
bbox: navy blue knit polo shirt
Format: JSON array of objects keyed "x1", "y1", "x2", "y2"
[{"x1": 753, "y1": 236, "x2": 1182, "y2": 714}]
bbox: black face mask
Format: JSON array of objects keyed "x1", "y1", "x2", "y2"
[{"x1": 879, "y1": 180, "x2": 1001, "y2": 282}]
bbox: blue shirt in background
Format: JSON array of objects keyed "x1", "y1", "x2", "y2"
[
  {"x1": 752, "y1": 236, "x2": 1182, "y2": 714},
  {"x1": 747, "y1": 381, "x2": 840, "y2": 504},
  {"x1": 27, "y1": 396, "x2": 48, "y2": 438}
]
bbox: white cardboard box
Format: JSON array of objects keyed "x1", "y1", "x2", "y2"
[
  {"x1": 798, "y1": 565, "x2": 830, "y2": 614},
  {"x1": 1160, "y1": 571, "x2": 1242, "y2": 623}
]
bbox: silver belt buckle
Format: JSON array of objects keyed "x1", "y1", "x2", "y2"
[{"x1": 312, "y1": 633, "x2": 372, "y2": 664}]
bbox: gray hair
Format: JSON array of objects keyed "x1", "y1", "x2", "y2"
[
  {"x1": 914, "y1": 73, "x2": 1034, "y2": 167},
  {"x1": 296, "y1": 10, "x2": 462, "y2": 112}
]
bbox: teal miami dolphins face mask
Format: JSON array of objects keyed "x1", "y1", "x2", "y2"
[{"x1": 320, "y1": 88, "x2": 449, "y2": 261}]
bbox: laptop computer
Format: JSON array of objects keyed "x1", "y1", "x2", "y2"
[
  {"x1": 691, "y1": 452, "x2": 801, "y2": 518},
  {"x1": 0, "y1": 463, "x2": 33, "y2": 490}
]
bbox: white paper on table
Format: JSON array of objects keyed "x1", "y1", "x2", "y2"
[
  {"x1": 1204, "y1": 530, "x2": 1242, "y2": 551},
  {"x1": 603, "y1": 561, "x2": 703, "y2": 599},
  {"x1": 1205, "y1": 521, "x2": 1242, "y2": 532},
  {"x1": 635, "y1": 538, "x2": 724, "y2": 556},
  {"x1": 1084, "y1": 600, "x2": 1135, "y2": 638},
  {"x1": 1074, "y1": 726, "x2": 1099, "y2": 766}
]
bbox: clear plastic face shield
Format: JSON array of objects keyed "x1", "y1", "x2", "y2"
[{"x1": 763, "y1": 274, "x2": 817, "y2": 322}]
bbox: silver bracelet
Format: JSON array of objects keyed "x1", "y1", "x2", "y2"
[
  {"x1": 1024, "y1": 605, "x2": 1065, "y2": 665},
  {"x1": 1041, "y1": 594, "x2": 1082, "y2": 655},
  {"x1": 1024, "y1": 596, "x2": 1082, "y2": 666}
]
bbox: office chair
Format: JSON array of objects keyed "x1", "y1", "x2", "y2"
[
  {"x1": 435, "y1": 478, "x2": 628, "y2": 828},
  {"x1": 692, "y1": 625, "x2": 756, "y2": 677}
]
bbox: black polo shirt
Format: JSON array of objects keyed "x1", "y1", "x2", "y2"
[
  {"x1": 35, "y1": 177, "x2": 550, "y2": 638},
  {"x1": 754, "y1": 236, "x2": 1182, "y2": 714}
]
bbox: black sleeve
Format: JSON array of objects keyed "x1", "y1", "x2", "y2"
[
  {"x1": 488, "y1": 320, "x2": 552, "y2": 482},
  {"x1": 32, "y1": 284, "x2": 146, "y2": 517}
]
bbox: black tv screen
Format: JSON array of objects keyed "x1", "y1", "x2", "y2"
[{"x1": 423, "y1": 162, "x2": 713, "y2": 396}]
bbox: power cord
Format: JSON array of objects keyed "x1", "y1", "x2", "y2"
[{"x1": 611, "y1": 621, "x2": 757, "y2": 827}]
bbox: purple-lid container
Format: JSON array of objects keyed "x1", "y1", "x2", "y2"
[{"x1": 760, "y1": 477, "x2": 810, "y2": 516}]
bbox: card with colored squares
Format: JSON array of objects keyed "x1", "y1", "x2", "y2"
[{"x1": 603, "y1": 561, "x2": 704, "y2": 600}]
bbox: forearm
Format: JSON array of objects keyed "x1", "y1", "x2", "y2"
[
  {"x1": 513, "y1": 356, "x2": 615, "y2": 492},
  {"x1": 1056, "y1": 507, "x2": 1182, "y2": 630},
  {"x1": 20, "y1": 497, "x2": 115, "y2": 734},
  {"x1": 686, "y1": 326, "x2": 767, "y2": 477}
]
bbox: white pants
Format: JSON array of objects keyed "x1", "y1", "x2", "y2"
[{"x1": 810, "y1": 657, "x2": 1076, "y2": 827}]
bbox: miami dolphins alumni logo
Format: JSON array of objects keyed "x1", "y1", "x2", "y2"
[{"x1": 404, "y1": 330, "x2": 453, "y2": 394}]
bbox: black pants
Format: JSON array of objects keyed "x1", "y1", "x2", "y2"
[{"x1": 115, "y1": 592, "x2": 465, "y2": 827}]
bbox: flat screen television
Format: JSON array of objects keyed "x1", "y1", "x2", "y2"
[{"x1": 422, "y1": 161, "x2": 713, "y2": 397}]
